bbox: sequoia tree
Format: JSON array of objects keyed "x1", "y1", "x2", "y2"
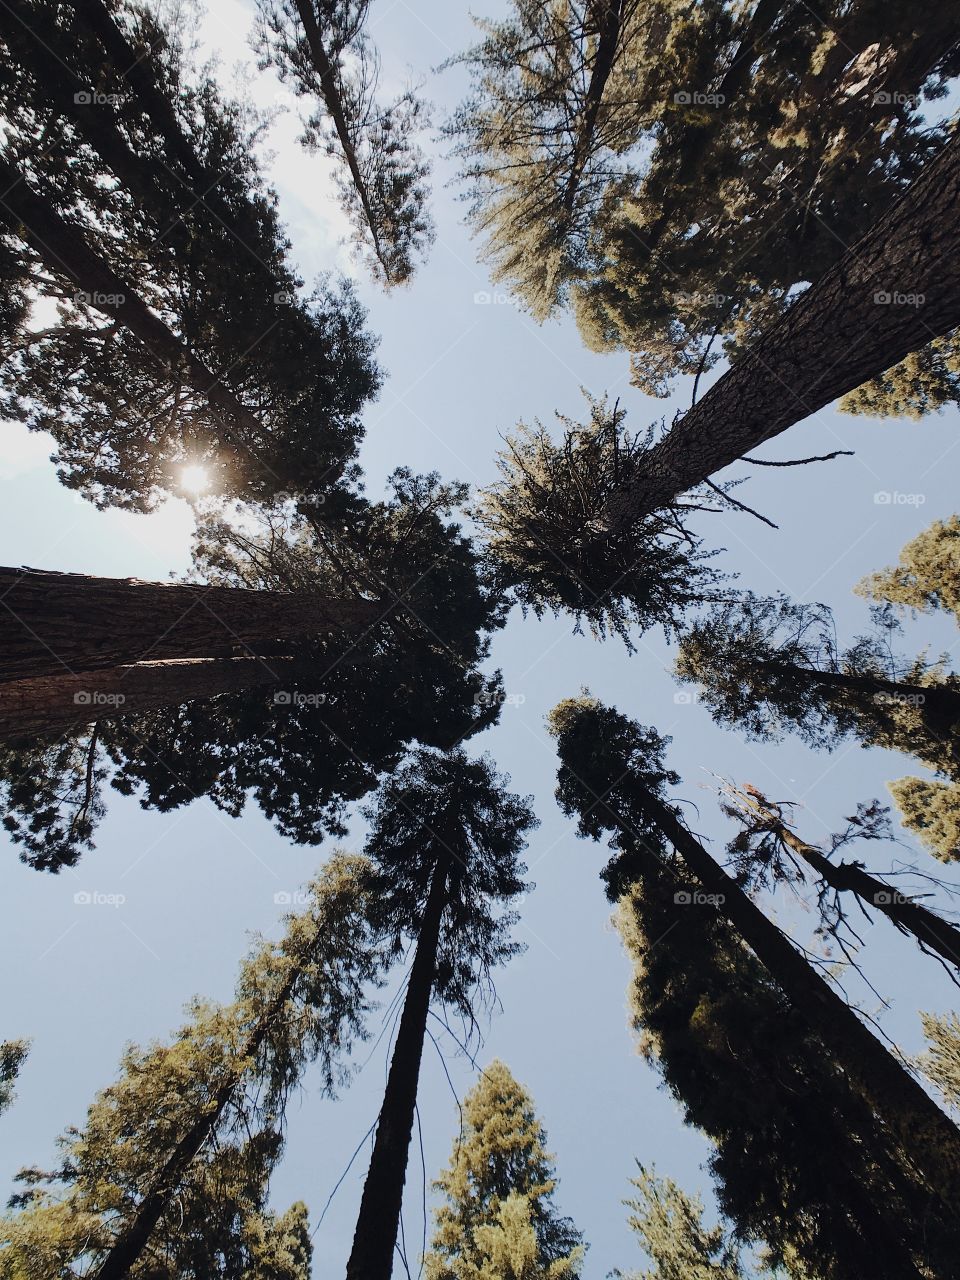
[
  {"x1": 857, "y1": 514, "x2": 960, "y2": 626},
  {"x1": 346, "y1": 750, "x2": 537, "y2": 1280},
  {"x1": 0, "y1": 0, "x2": 380, "y2": 510},
  {"x1": 887, "y1": 776, "x2": 960, "y2": 864},
  {"x1": 254, "y1": 0, "x2": 433, "y2": 284},
  {"x1": 548, "y1": 693, "x2": 960, "y2": 1277},
  {"x1": 0, "y1": 853, "x2": 380, "y2": 1279},
  {"x1": 425, "y1": 1059, "x2": 585, "y2": 1280}
]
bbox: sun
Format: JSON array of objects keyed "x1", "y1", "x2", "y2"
[{"x1": 180, "y1": 463, "x2": 211, "y2": 495}]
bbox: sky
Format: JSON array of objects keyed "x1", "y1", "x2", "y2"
[{"x1": 2, "y1": 2, "x2": 960, "y2": 1276}]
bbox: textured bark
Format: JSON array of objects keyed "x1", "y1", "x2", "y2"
[
  {"x1": 346, "y1": 851, "x2": 451, "y2": 1280},
  {"x1": 0, "y1": 155, "x2": 278, "y2": 475},
  {"x1": 606, "y1": 130, "x2": 960, "y2": 526},
  {"x1": 91, "y1": 969, "x2": 300, "y2": 1280},
  {"x1": 638, "y1": 788, "x2": 960, "y2": 1209},
  {"x1": 0, "y1": 655, "x2": 318, "y2": 743},
  {"x1": 0, "y1": 567, "x2": 381, "y2": 682}
]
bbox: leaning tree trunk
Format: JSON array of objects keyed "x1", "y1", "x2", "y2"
[
  {"x1": 0, "y1": 655, "x2": 323, "y2": 743},
  {"x1": 346, "y1": 850, "x2": 451, "y2": 1280},
  {"x1": 605, "y1": 129, "x2": 960, "y2": 527},
  {"x1": 0, "y1": 155, "x2": 283, "y2": 482},
  {"x1": 0, "y1": 567, "x2": 381, "y2": 682},
  {"x1": 634, "y1": 786, "x2": 960, "y2": 1210},
  {"x1": 735, "y1": 787, "x2": 960, "y2": 975}
]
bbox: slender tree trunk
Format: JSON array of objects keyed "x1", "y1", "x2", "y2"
[
  {"x1": 346, "y1": 851, "x2": 451, "y2": 1280},
  {"x1": 759, "y1": 661, "x2": 960, "y2": 718},
  {"x1": 0, "y1": 155, "x2": 281, "y2": 479},
  {"x1": 91, "y1": 969, "x2": 300, "y2": 1280},
  {"x1": 634, "y1": 786, "x2": 960, "y2": 1208},
  {"x1": 736, "y1": 787, "x2": 960, "y2": 974},
  {"x1": 0, "y1": 655, "x2": 321, "y2": 743},
  {"x1": 290, "y1": 0, "x2": 390, "y2": 278},
  {"x1": 605, "y1": 130, "x2": 960, "y2": 527},
  {"x1": 0, "y1": 567, "x2": 380, "y2": 682}
]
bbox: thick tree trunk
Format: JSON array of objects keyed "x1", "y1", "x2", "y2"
[
  {"x1": 92, "y1": 970, "x2": 299, "y2": 1280},
  {"x1": 346, "y1": 851, "x2": 451, "y2": 1280},
  {"x1": 605, "y1": 129, "x2": 960, "y2": 527},
  {"x1": 0, "y1": 155, "x2": 280, "y2": 478},
  {"x1": 290, "y1": 0, "x2": 390, "y2": 277},
  {"x1": 0, "y1": 655, "x2": 319, "y2": 743},
  {"x1": 0, "y1": 567, "x2": 381, "y2": 682},
  {"x1": 636, "y1": 787, "x2": 960, "y2": 1209}
]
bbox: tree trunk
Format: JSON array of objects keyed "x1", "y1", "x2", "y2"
[
  {"x1": 635, "y1": 786, "x2": 960, "y2": 1209},
  {"x1": 605, "y1": 129, "x2": 960, "y2": 527},
  {"x1": 0, "y1": 655, "x2": 321, "y2": 743},
  {"x1": 0, "y1": 567, "x2": 381, "y2": 682},
  {"x1": 346, "y1": 851, "x2": 451, "y2": 1280},
  {"x1": 0, "y1": 155, "x2": 282, "y2": 482},
  {"x1": 290, "y1": 0, "x2": 390, "y2": 278},
  {"x1": 91, "y1": 969, "x2": 300, "y2": 1280},
  {"x1": 557, "y1": 0, "x2": 625, "y2": 221}
]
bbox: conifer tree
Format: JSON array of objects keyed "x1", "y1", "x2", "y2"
[
  {"x1": 547, "y1": 693, "x2": 960, "y2": 1278},
  {"x1": 346, "y1": 751, "x2": 537, "y2": 1280},
  {"x1": 839, "y1": 332, "x2": 960, "y2": 420},
  {"x1": 253, "y1": 0, "x2": 433, "y2": 284},
  {"x1": 857, "y1": 514, "x2": 960, "y2": 625},
  {"x1": 0, "y1": 1040, "x2": 28, "y2": 1117},
  {"x1": 887, "y1": 776, "x2": 960, "y2": 864},
  {"x1": 0, "y1": 853, "x2": 380, "y2": 1278},
  {"x1": 919, "y1": 1012, "x2": 960, "y2": 1115},
  {"x1": 0, "y1": 0, "x2": 380, "y2": 510},
  {"x1": 425, "y1": 1059, "x2": 585, "y2": 1280}
]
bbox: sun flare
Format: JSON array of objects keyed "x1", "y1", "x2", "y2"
[{"x1": 180, "y1": 463, "x2": 211, "y2": 495}]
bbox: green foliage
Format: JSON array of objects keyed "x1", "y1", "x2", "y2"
[
  {"x1": 548, "y1": 694, "x2": 954, "y2": 1279},
  {"x1": 425, "y1": 1059, "x2": 584, "y2": 1280},
  {"x1": 839, "y1": 331, "x2": 960, "y2": 419},
  {"x1": 474, "y1": 397, "x2": 723, "y2": 645},
  {"x1": 616, "y1": 1165, "x2": 745, "y2": 1280},
  {"x1": 0, "y1": 853, "x2": 379, "y2": 1275},
  {"x1": 887, "y1": 776, "x2": 960, "y2": 863},
  {"x1": 0, "y1": 1040, "x2": 28, "y2": 1117},
  {"x1": 676, "y1": 593, "x2": 960, "y2": 779},
  {"x1": 363, "y1": 751, "x2": 537, "y2": 1018},
  {"x1": 918, "y1": 1011, "x2": 960, "y2": 1113},
  {"x1": 857, "y1": 515, "x2": 960, "y2": 624},
  {"x1": 254, "y1": 0, "x2": 433, "y2": 284},
  {"x1": 0, "y1": 0, "x2": 380, "y2": 510},
  {"x1": 1, "y1": 730, "x2": 106, "y2": 871}
]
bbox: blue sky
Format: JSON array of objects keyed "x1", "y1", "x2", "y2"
[{"x1": 2, "y1": 2, "x2": 960, "y2": 1275}]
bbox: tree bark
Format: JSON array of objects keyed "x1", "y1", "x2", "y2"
[
  {"x1": 346, "y1": 850, "x2": 451, "y2": 1280},
  {"x1": 0, "y1": 655, "x2": 321, "y2": 743},
  {"x1": 0, "y1": 567, "x2": 381, "y2": 682},
  {"x1": 635, "y1": 786, "x2": 960, "y2": 1209},
  {"x1": 557, "y1": 0, "x2": 625, "y2": 221},
  {"x1": 605, "y1": 129, "x2": 960, "y2": 527},
  {"x1": 0, "y1": 155, "x2": 281, "y2": 480}
]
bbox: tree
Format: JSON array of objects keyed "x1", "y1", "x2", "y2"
[
  {"x1": 346, "y1": 750, "x2": 538, "y2": 1280},
  {"x1": 474, "y1": 127, "x2": 960, "y2": 576},
  {"x1": 676, "y1": 593, "x2": 960, "y2": 780},
  {"x1": 0, "y1": 1040, "x2": 28, "y2": 1117},
  {"x1": 0, "y1": 0, "x2": 380, "y2": 510},
  {"x1": 857, "y1": 515, "x2": 960, "y2": 625},
  {"x1": 425, "y1": 1059, "x2": 585, "y2": 1280},
  {"x1": 615, "y1": 1165, "x2": 750, "y2": 1280},
  {"x1": 473, "y1": 396, "x2": 724, "y2": 643},
  {"x1": 887, "y1": 776, "x2": 960, "y2": 864},
  {"x1": 839, "y1": 331, "x2": 960, "y2": 419},
  {"x1": 919, "y1": 1011, "x2": 960, "y2": 1114},
  {"x1": 254, "y1": 0, "x2": 433, "y2": 284},
  {"x1": 547, "y1": 693, "x2": 960, "y2": 1278},
  {"x1": 0, "y1": 852, "x2": 380, "y2": 1278},
  {"x1": 719, "y1": 782, "x2": 960, "y2": 975}
]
